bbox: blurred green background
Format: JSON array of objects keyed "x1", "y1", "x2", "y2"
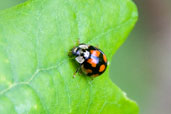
[{"x1": 0, "y1": 0, "x2": 171, "y2": 114}]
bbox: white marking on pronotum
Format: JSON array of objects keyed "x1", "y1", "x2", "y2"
[
  {"x1": 84, "y1": 51, "x2": 90, "y2": 58},
  {"x1": 73, "y1": 48, "x2": 77, "y2": 53},
  {"x1": 79, "y1": 44, "x2": 89, "y2": 49},
  {"x1": 75, "y1": 56, "x2": 85, "y2": 64}
]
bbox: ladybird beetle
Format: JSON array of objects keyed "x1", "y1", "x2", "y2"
[{"x1": 70, "y1": 43, "x2": 107, "y2": 78}]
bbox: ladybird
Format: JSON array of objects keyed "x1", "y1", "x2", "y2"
[{"x1": 70, "y1": 43, "x2": 107, "y2": 78}]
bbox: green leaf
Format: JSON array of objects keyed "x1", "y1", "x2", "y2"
[{"x1": 0, "y1": 0, "x2": 138, "y2": 113}]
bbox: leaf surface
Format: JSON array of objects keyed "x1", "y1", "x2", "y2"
[{"x1": 0, "y1": 0, "x2": 138, "y2": 113}]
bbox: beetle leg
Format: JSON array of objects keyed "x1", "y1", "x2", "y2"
[
  {"x1": 90, "y1": 77, "x2": 94, "y2": 80},
  {"x1": 73, "y1": 66, "x2": 80, "y2": 78},
  {"x1": 96, "y1": 44, "x2": 99, "y2": 48},
  {"x1": 77, "y1": 38, "x2": 80, "y2": 45},
  {"x1": 68, "y1": 50, "x2": 73, "y2": 57}
]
